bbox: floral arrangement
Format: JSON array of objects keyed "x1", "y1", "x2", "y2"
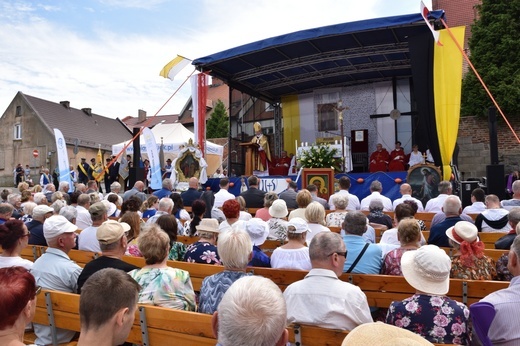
[{"x1": 298, "y1": 144, "x2": 343, "y2": 171}]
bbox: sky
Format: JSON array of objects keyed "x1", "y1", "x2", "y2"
[{"x1": 0, "y1": 0, "x2": 432, "y2": 120}]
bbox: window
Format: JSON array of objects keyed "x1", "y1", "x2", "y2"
[
  {"x1": 15, "y1": 106, "x2": 22, "y2": 116},
  {"x1": 14, "y1": 124, "x2": 21, "y2": 140},
  {"x1": 317, "y1": 103, "x2": 338, "y2": 132}
]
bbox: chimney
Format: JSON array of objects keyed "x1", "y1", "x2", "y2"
[
  {"x1": 82, "y1": 108, "x2": 92, "y2": 116},
  {"x1": 60, "y1": 101, "x2": 70, "y2": 109},
  {"x1": 138, "y1": 109, "x2": 147, "y2": 123}
]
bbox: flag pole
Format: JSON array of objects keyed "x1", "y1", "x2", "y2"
[
  {"x1": 439, "y1": 18, "x2": 520, "y2": 144},
  {"x1": 107, "y1": 69, "x2": 197, "y2": 173}
]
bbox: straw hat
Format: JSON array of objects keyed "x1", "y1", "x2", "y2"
[
  {"x1": 269, "y1": 199, "x2": 288, "y2": 218},
  {"x1": 196, "y1": 218, "x2": 220, "y2": 233},
  {"x1": 446, "y1": 221, "x2": 479, "y2": 244},
  {"x1": 401, "y1": 245, "x2": 451, "y2": 295},
  {"x1": 341, "y1": 322, "x2": 433, "y2": 345}
]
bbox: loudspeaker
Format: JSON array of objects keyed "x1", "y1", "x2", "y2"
[
  {"x1": 487, "y1": 165, "x2": 505, "y2": 200},
  {"x1": 460, "y1": 181, "x2": 479, "y2": 209}
]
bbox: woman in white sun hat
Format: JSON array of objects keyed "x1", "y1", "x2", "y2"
[
  {"x1": 267, "y1": 199, "x2": 289, "y2": 241},
  {"x1": 385, "y1": 245, "x2": 470, "y2": 345},
  {"x1": 446, "y1": 221, "x2": 497, "y2": 280}
]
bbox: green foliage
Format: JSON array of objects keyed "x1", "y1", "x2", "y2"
[
  {"x1": 298, "y1": 144, "x2": 342, "y2": 171},
  {"x1": 461, "y1": 0, "x2": 520, "y2": 117},
  {"x1": 206, "y1": 100, "x2": 229, "y2": 138}
]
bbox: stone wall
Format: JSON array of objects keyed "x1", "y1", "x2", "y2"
[{"x1": 457, "y1": 116, "x2": 520, "y2": 179}]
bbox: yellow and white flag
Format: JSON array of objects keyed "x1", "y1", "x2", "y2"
[
  {"x1": 159, "y1": 55, "x2": 191, "y2": 80},
  {"x1": 92, "y1": 147, "x2": 105, "y2": 181}
]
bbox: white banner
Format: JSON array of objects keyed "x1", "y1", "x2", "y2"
[
  {"x1": 142, "y1": 128, "x2": 162, "y2": 190},
  {"x1": 53, "y1": 128, "x2": 73, "y2": 192}
]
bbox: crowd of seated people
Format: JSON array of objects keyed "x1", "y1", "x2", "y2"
[{"x1": 4, "y1": 172, "x2": 520, "y2": 345}]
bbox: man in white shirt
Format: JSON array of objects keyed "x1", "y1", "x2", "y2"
[
  {"x1": 480, "y1": 235, "x2": 520, "y2": 345},
  {"x1": 360, "y1": 180, "x2": 392, "y2": 211},
  {"x1": 284, "y1": 232, "x2": 373, "y2": 330},
  {"x1": 462, "y1": 187, "x2": 486, "y2": 214},
  {"x1": 328, "y1": 176, "x2": 360, "y2": 211},
  {"x1": 78, "y1": 202, "x2": 107, "y2": 252},
  {"x1": 213, "y1": 177, "x2": 235, "y2": 208},
  {"x1": 392, "y1": 183, "x2": 424, "y2": 211},
  {"x1": 32, "y1": 215, "x2": 82, "y2": 345},
  {"x1": 424, "y1": 180, "x2": 452, "y2": 213},
  {"x1": 75, "y1": 193, "x2": 92, "y2": 230}
]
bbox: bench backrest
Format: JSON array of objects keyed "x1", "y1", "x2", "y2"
[{"x1": 32, "y1": 289, "x2": 353, "y2": 346}]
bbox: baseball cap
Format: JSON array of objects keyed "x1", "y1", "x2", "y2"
[
  {"x1": 89, "y1": 202, "x2": 107, "y2": 218},
  {"x1": 33, "y1": 205, "x2": 54, "y2": 218},
  {"x1": 96, "y1": 220, "x2": 130, "y2": 245},
  {"x1": 43, "y1": 215, "x2": 78, "y2": 240},
  {"x1": 287, "y1": 217, "x2": 311, "y2": 234}
]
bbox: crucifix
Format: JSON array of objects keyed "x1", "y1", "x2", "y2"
[{"x1": 333, "y1": 100, "x2": 348, "y2": 172}]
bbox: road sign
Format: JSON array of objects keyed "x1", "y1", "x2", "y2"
[{"x1": 33, "y1": 149, "x2": 39, "y2": 158}]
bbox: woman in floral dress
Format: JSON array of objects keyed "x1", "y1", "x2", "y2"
[
  {"x1": 267, "y1": 199, "x2": 289, "y2": 241},
  {"x1": 446, "y1": 221, "x2": 497, "y2": 280},
  {"x1": 183, "y1": 218, "x2": 221, "y2": 265},
  {"x1": 128, "y1": 224, "x2": 196, "y2": 310},
  {"x1": 386, "y1": 245, "x2": 470, "y2": 345},
  {"x1": 381, "y1": 218, "x2": 421, "y2": 276}
]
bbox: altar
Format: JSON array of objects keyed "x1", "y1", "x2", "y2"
[{"x1": 293, "y1": 143, "x2": 353, "y2": 172}]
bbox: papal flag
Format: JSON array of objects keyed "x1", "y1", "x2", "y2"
[
  {"x1": 160, "y1": 55, "x2": 191, "y2": 81},
  {"x1": 92, "y1": 147, "x2": 105, "y2": 181}
]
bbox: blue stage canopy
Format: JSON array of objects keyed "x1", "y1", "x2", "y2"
[{"x1": 193, "y1": 11, "x2": 445, "y2": 103}]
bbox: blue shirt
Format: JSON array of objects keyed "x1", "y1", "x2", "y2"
[
  {"x1": 428, "y1": 216, "x2": 464, "y2": 248},
  {"x1": 153, "y1": 188, "x2": 172, "y2": 199},
  {"x1": 248, "y1": 245, "x2": 271, "y2": 268},
  {"x1": 342, "y1": 234, "x2": 382, "y2": 274}
]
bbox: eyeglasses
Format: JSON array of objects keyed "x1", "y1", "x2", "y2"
[
  {"x1": 21, "y1": 232, "x2": 31, "y2": 238},
  {"x1": 35, "y1": 286, "x2": 42, "y2": 296},
  {"x1": 328, "y1": 251, "x2": 347, "y2": 258}
]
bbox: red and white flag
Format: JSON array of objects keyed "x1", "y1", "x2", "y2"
[
  {"x1": 191, "y1": 73, "x2": 208, "y2": 156},
  {"x1": 421, "y1": 1, "x2": 442, "y2": 46}
]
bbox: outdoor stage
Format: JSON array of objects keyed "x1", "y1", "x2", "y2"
[{"x1": 203, "y1": 171, "x2": 408, "y2": 202}]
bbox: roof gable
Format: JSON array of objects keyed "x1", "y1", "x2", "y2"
[{"x1": 21, "y1": 93, "x2": 131, "y2": 150}]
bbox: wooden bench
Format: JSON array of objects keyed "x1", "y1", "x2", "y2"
[
  {"x1": 26, "y1": 245, "x2": 506, "y2": 306},
  {"x1": 415, "y1": 212, "x2": 436, "y2": 230},
  {"x1": 479, "y1": 232, "x2": 506, "y2": 249},
  {"x1": 422, "y1": 231, "x2": 507, "y2": 249},
  {"x1": 30, "y1": 289, "x2": 358, "y2": 346}
]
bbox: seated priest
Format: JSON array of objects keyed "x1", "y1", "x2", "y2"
[
  {"x1": 272, "y1": 150, "x2": 291, "y2": 175},
  {"x1": 369, "y1": 143, "x2": 389, "y2": 172},
  {"x1": 388, "y1": 141, "x2": 407, "y2": 171}
]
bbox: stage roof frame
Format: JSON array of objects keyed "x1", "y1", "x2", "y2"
[{"x1": 193, "y1": 11, "x2": 445, "y2": 104}]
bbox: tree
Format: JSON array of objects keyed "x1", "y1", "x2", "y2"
[
  {"x1": 461, "y1": 0, "x2": 520, "y2": 117},
  {"x1": 206, "y1": 99, "x2": 229, "y2": 138}
]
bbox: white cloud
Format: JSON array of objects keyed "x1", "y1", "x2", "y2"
[{"x1": 0, "y1": 0, "x2": 433, "y2": 119}]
